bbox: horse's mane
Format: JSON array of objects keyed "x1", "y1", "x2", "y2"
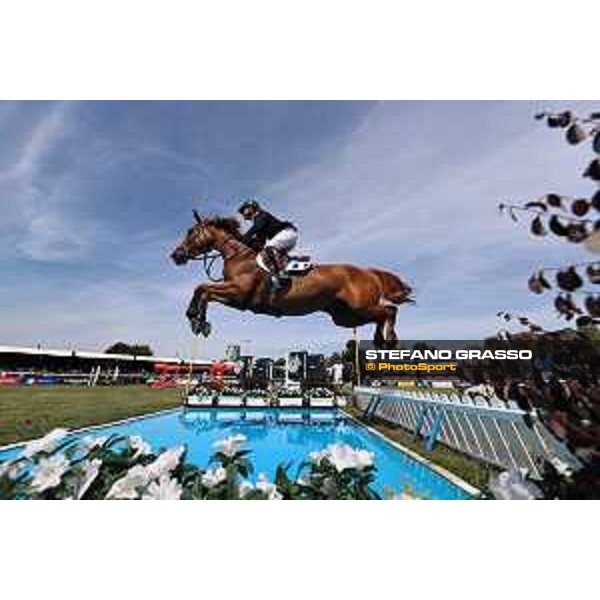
[{"x1": 204, "y1": 216, "x2": 243, "y2": 239}]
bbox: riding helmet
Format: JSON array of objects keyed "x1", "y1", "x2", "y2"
[{"x1": 238, "y1": 199, "x2": 260, "y2": 214}]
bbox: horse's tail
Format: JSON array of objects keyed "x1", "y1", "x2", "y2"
[{"x1": 372, "y1": 269, "x2": 415, "y2": 306}]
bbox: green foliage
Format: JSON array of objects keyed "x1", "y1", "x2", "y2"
[{"x1": 105, "y1": 342, "x2": 154, "y2": 356}]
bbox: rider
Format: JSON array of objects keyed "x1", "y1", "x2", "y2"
[{"x1": 238, "y1": 200, "x2": 298, "y2": 289}]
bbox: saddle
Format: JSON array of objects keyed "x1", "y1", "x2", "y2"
[
  {"x1": 284, "y1": 255, "x2": 312, "y2": 275},
  {"x1": 257, "y1": 252, "x2": 313, "y2": 277}
]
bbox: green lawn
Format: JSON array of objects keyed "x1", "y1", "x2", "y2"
[{"x1": 0, "y1": 385, "x2": 182, "y2": 447}]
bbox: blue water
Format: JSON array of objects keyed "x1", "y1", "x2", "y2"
[{"x1": 0, "y1": 409, "x2": 472, "y2": 499}]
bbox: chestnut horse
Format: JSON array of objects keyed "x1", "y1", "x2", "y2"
[{"x1": 171, "y1": 213, "x2": 413, "y2": 347}]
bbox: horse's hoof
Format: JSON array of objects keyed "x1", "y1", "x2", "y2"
[
  {"x1": 199, "y1": 321, "x2": 212, "y2": 338},
  {"x1": 189, "y1": 318, "x2": 207, "y2": 337},
  {"x1": 189, "y1": 319, "x2": 201, "y2": 336}
]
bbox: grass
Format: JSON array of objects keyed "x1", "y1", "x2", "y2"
[
  {"x1": 345, "y1": 405, "x2": 498, "y2": 491},
  {"x1": 0, "y1": 385, "x2": 182, "y2": 447}
]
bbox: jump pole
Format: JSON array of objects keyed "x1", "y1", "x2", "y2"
[
  {"x1": 353, "y1": 327, "x2": 361, "y2": 386},
  {"x1": 186, "y1": 335, "x2": 199, "y2": 398}
]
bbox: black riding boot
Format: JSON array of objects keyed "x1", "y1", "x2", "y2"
[{"x1": 264, "y1": 247, "x2": 288, "y2": 291}]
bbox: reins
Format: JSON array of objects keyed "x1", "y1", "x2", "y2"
[
  {"x1": 189, "y1": 229, "x2": 254, "y2": 282},
  {"x1": 190, "y1": 251, "x2": 221, "y2": 282}
]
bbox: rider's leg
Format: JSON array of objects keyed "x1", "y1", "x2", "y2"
[
  {"x1": 267, "y1": 227, "x2": 298, "y2": 254},
  {"x1": 263, "y1": 228, "x2": 298, "y2": 286}
]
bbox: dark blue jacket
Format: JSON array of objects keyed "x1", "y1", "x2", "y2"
[{"x1": 241, "y1": 210, "x2": 295, "y2": 248}]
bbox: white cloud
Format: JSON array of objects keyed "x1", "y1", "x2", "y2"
[{"x1": 0, "y1": 101, "x2": 104, "y2": 262}]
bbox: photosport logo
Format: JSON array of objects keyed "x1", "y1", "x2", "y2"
[{"x1": 357, "y1": 339, "x2": 600, "y2": 382}]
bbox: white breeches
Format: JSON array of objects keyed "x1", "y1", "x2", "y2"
[{"x1": 264, "y1": 228, "x2": 298, "y2": 252}]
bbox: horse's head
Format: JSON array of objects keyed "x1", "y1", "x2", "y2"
[
  {"x1": 170, "y1": 211, "x2": 217, "y2": 265},
  {"x1": 170, "y1": 211, "x2": 243, "y2": 265}
]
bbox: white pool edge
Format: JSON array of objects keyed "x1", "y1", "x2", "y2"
[{"x1": 342, "y1": 410, "x2": 481, "y2": 498}]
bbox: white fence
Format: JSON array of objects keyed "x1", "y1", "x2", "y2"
[{"x1": 353, "y1": 386, "x2": 580, "y2": 479}]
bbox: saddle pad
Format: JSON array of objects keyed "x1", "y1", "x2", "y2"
[{"x1": 285, "y1": 259, "x2": 312, "y2": 273}]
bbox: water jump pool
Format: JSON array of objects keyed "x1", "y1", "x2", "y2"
[{"x1": 0, "y1": 408, "x2": 475, "y2": 499}]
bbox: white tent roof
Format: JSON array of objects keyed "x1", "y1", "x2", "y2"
[{"x1": 0, "y1": 344, "x2": 210, "y2": 366}]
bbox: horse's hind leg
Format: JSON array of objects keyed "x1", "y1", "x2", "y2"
[
  {"x1": 367, "y1": 304, "x2": 398, "y2": 349},
  {"x1": 383, "y1": 305, "x2": 398, "y2": 349},
  {"x1": 374, "y1": 320, "x2": 385, "y2": 348},
  {"x1": 326, "y1": 300, "x2": 395, "y2": 349}
]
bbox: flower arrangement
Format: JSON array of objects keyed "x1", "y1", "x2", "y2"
[
  {"x1": 274, "y1": 388, "x2": 305, "y2": 400},
  {"x1": 189, "y1": 385, "x2": 216, "y2": 398},
  {"x1": 307, "y1": 387, "x2": 335, "y2": 398},
  {"x1": 244, "y1": 388, "x2": 270, "y2": 398},
  {"x1": 244, "y1": 388, "x2": 271, "y2": 407},
  {"x1": 274, "y1": 388, "x2": 305, "y2": 407},
  {"x1": 218, "y1": 386, "x2": 245, "y2": 397},
  {"x1": 0, "y1": 428, "x2": 393, "y2": 500},
  {"x1": 186, "y1": 385, "x2": 216, "y2": 406}
]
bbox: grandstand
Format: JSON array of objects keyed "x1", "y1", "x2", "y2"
[{"x1": 0, "y1": 344, "x2": 211, "y2": 386}]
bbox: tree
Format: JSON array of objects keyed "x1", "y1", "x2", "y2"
[
  {"x1": 105, "y1": 342, "x2": 154, "y2": 357},
  {"x1": 500, "y1": 109, "x2": 600, "y2": 326},
  {"x1": 498, "y1": 109, "x2": 600, "y2": 498}
]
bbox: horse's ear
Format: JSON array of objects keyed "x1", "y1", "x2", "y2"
[{"x1": 192, "y1": 210, "x2": 202, "y2": 224}]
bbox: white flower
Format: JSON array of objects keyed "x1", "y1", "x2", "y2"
[
  {"x1": 489, "y1": 469, "x2": 543, "y2": 500},
  {"x1": 201, "y1": 467, "x2": 227, "y2": 488},
  {"x1": 321, "y1": 476, "x2": 338, "y2": 498},
  {"x1": 106, "y1": 465, "x2": 150, "y2": 500},
  {"x1": 128, "y1": 436, "x2": 152, "y2": 458},
  {"x1": 75, "y1": 459, "x2": 102, "y2": 499},
  {"x1": 212, "y1": 434, "x2": 246, "y2": 457},
  {"x1": 22, "y1": 428, "x2": 69, "y2": 459},
  {"x1": 80, "y1": 436, "x2": 108, "y2": 451},
  {"x1": 0, "y1": 459, "x2": 22, "y2": 480},
  {"x1": 105, "y1": 445, "x2": 184, "y2": 499},
  {"x1": 550, "y1": 455, "x2": 574, "y2": 477},
  {"x1": 239, "y1": 481, "x2": 255, "y2": 498},
  {"x1": 142, "y1": 475, "x2": 182, "y2": 500},
  {"x1": 310, "y1": 444, "x2": 374, "y2": 472},
  {"x1": 146, "y1": 446, "x2": 185, "y2": 479},
  {"x1": 30, "y1": 454, "x2": 70, "y2": 492},
  {"x1": 309, "y1": 449, "x2": 326, "y2": 463},
  {"x1": 256, "y1": 473, "x2": 282, "y2": 500}
]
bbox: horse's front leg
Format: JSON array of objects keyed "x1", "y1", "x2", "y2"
[
  {"x1": 187, "y1": 281, "x2": 244, "y2": 337},
  {"x1": 186, "y1": 284, "x2": 210, "y2": 337}
]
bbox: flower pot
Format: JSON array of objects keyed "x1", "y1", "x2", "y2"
[
  {"x1": 186, "y1": 395, "x2": 214, "y2": 407},
  {"x1": 277, "y1": 396, "x2": 305, "y2": 408},
  {"x1": 218, "y1": 395, "x2": 245, "y2": 407},
  {"x1": 245, "y1": 396, "x2": 269, "y2": 407}
]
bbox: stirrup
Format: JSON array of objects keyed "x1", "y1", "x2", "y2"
[{"x1": 270, "y1": 273, "x2": 289, "y2": 291}]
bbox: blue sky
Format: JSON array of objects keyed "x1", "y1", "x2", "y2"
[{"x1": 0, "y1": 100, "x2": 598, "y2": 359}]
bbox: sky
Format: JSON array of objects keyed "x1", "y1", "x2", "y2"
[{"x1": 0, "y1": 100, "x2": 598, "y2": 360}]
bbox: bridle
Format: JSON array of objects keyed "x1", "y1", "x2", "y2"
[{"x1": 186, "y1": 222, "x2": 254, "y2": 282}]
